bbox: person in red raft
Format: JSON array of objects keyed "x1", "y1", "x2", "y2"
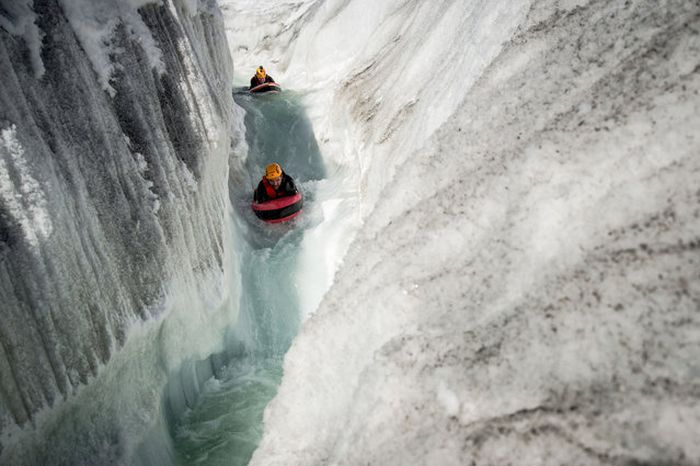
[
  {"x1": 250, "y1": 65, "x2": 276, "y2": 89},
  {"x1": 254, "y1": 163, "x2": 298, "y2": 203}
]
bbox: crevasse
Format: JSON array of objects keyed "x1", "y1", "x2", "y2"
[{"x1": 1, "y1": 0, "x2": 700, "y2": 465}]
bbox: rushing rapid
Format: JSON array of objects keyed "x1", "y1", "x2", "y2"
[{"x1": 171, "y1": 87, "x2": 324, "y2": 465}]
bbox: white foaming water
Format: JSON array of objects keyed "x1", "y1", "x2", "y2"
[{"x1": 295, "y1": 178, "x2": 358, "y2": 319}]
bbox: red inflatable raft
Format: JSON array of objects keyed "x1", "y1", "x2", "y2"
[
  {"x1": 250, "y1": 82, "x2": 281, "y2": 94},
  {"x1": 251, "y1": 192, "x2": 303, "y2": 223}
]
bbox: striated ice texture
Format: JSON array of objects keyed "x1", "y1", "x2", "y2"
[
  {"x1": 0, "y1": 0, "x2": 238, "y2": 463},
  {"x1": 222, "y1": 1, "x2": 700, "y2": 465}
]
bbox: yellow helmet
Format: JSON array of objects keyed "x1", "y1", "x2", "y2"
[
  {"x1": 265, "y1": 162, "x2": 282, "y2": 180},
  {"x1": 256, "y1": 66, "x2": 266, "y2": 79}
]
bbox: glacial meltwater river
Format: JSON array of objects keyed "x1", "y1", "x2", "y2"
[{"x1": 172, "y1": 87, "x2": 325, "y2": 465}]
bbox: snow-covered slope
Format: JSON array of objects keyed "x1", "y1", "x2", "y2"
[
  {"x1": 0, "y1": 1, "x2": 239, "y2": 463},
  {"x1": 225, "y1": 1, "x2": 700, "y2": 464}
]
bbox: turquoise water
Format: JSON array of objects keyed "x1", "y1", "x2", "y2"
[
  {"x1": 174, "y1": 359, "x2": 283, "y2": 465},
  {"x1": 172, "y1": 88, "x2": 324, "y2": 465}
]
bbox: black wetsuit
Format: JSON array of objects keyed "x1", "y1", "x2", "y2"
[
  {"x1": 249, "y1": 75, "x2": 276, "y2": 89},
  {"x1": 254, "y1": 172, "x2": 298, "y2": 203}
]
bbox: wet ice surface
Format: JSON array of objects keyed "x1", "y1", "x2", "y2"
[
  {"x1": 221, "y1": 1, "x2": 700, "y2": 465},
  {"x1": 1, "y1": 1, "x2": 237, "y2": 464}
]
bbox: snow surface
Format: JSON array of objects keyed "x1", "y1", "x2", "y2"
[{"x1": 223, "y1": 0, "x2": 700, "y2": 464}]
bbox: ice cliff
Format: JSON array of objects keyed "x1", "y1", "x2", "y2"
[
  {"x1": 1, "y1": 0, "x2": 238, "y2": 463},
  {"x1": 222, "y1": 1, "x2": 700, "y2": 465}
]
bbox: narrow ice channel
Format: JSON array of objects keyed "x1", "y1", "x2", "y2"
[{"x1": 171, "y1": 86, "x2": 331, "y2": 465}]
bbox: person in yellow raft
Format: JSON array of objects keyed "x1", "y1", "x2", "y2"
[
  {"x1": 254, "y1": 163, "x2": 298, "y2": 203},
  {"x1": 249, "y1": 65, "x2": 276, "y2": 89}
]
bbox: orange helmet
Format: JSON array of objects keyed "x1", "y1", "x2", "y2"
[
  {"x1": 256, "y1": 66, "x2": 266, "y2": 79},
  {"x1": 265, "y1": 163, "x2": 282, "y2": 180}
]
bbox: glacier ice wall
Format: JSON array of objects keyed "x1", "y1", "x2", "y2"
[
  {"x1": 0, "y1": 0, "x2": 237, "y2": 461},
  {"x1": 232, "y1": 0, "x2": 700, "y2": 465}
]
